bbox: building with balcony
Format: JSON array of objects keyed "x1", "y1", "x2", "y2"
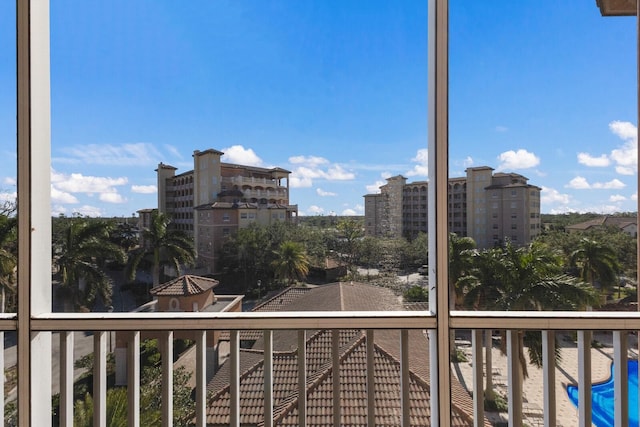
[
  {"x1": 155, "y1": 149, "x2": 299, "y2": 273},
  {"x1": 364, "y1": 167, "x2": 542, "y2": 247}
]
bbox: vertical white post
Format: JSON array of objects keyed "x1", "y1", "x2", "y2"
[
  {"x1": 471, "y1": 329, "x2": 484, "y2": 426},
  {"x1": 161, "y1": 331, "x2": 173, "y2": 427},
  {"x1": 506, "y1": 330, "x2": 522, "y2": 426},
  {"x1": 298, "y1": 330, "x2": 307, "y2": 427},
  {"x1": 613, "y1": 331, "x2": 628, "y2": 427},
  {"x1": 542, "y1": 330, "x2": 556, "y2": 427},
  {"x1": 230, "y1": 330, "x2": 240, "y2": 427},
  {"x1": 400, "y1": 330, "x2": 410, "y2": 427},
  {"x1": 366, "y1": 330, "x2": 375, "y2": 427},
  {"x1": 17, "y1": 0, "x2": 52, "y2": 425},
  {"x1": 128, "y1": 331, "x2": 140, "y2": 427},
  {"x1": 427, "y1": 0, "x2": 451, "y2": 425},
  {"x1": 264, "y1": 330, "x2": 274, "y2": 427},
  {"x1": 195, "y1": 331, "x2": 207, "y2": 427},
  {"x1": 332, "y1": 329, "x2": 340, "y2": 427},
  {"x1": 59, "y1": 332, "x2": 74, "y2": 427},
  {"x1": 578, "y1": 330, "x2": 592, "y2": 427},
  {"x1": 93, "y1": 332, "x2": 107, "y2": 427}
]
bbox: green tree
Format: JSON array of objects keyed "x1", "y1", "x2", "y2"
[
  {"x1": 335, "y1": 218, "x2": 364, "y2": 272},
  {"x1": 570, "y1": 237, "x2": 620, "y2": 301},
  {"x1": 54, "y1": 219, "x2": 125, "y2": 311},
  {"x1": 449, "y1": 233, "x2": 476, "y2": 309},
  {"x1": 0, "y1": 216, "x2": 17, "y2": 312},
  {"x1": 126, "y1": 212, "x2": 196, "y2": 288},
  {"x1": 271, "y1": 241, "x2": 310, "y2": 285}
]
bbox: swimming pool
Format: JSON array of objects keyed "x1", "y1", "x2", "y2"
[{"x1": 566, "y1": 360, "x2": 638, "y2": 426}]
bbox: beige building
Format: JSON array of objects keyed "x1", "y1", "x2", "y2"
[
  {"x1": 154, "y1": 148, "x2": 298, "y2": 273},
  {"x1": 364, "y1": 166, "x2": 542, "y2": 248}
]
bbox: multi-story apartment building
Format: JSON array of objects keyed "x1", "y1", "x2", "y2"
[
  {"x1": 154, "y1": 149, "x2": 298, "y2": 273},
  {"x1": 364, "y1": 166, "x2": 542, "y2": 247}
]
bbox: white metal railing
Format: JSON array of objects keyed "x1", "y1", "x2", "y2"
[{"x1": 1, "y1": 311, "x2": 639, "y2": 426}]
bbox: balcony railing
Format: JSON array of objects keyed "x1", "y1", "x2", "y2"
[{"x1": 2, "y1": 311, "x2": 640, "y2": 426}]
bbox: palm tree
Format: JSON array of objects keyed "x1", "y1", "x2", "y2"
[
  {"x1": 448, "y1": 233, "x2": 476, "y2": 359},
  {"x1": 570, "y1": 237, "x2": 620, "y2": 303},
  {"x1": 271, "y1": 241, "x2": 310, "y2": 285},
  {"x1": 54, "y1": 219, "x2": 126, "y2": 311},
  {"x1": 462, "y1": 241, "x2": 597, "y2": 406},
  {"x1": 126, "y1": 211, "x2": 196, "y2": 288}
]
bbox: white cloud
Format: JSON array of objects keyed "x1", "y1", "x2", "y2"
[
  {"x1": 131, "y1": 185, "x2": 157, "y2": 194},
  {"x1": 632, "y1": 193, "x2": 638, "y2": 201},
  {"x1": 496, "y1": 149, "x2": 540, "y2": 170},
  {"x1": 592, "y1": 179, "x2": 625, "y2": 189},
  {"x1": 316, "y1": 188, "x2": 336, "y2": 197},
  {"x1": 164, "y1": 144, "x2": 183, "y2": 160},
  {"x1": 609, "y1": 194, "x2": 626, "y2": 202},
  {"x1": 51, "y1": 186, "x2": 78, "y2": 204},
  {"x1": 56, "y1": 143, "x2": 163, "y2": 166},
  {"x1": 577, "y1": 153, "x2": 610, "y2": 167},
  {"x1": 306, "y1": 205, "x2": 325, "y2": 215},
  {"x1": 221, "y1": 145, "x2": 264, "y2": 166},
  {"x1": 289, "y1": 156, "x2": 355, "y2": 189},
  {"x1": 52, "y1": 170, "x2": 128, "y2": 194},
  {"x1": 3, "y1": 177, "x2": 16, "y2": 186},
  {"x1": 289, "y1": 155, "x2": 329, "y2": 166},
  {"x1": 0, "y1": 191, "x2": 17, "y2": 205},
  {"x1": 71, "y1": 205, "x2": 104, "y2": 217},
  {"x1": 540, "y1": 186, "x2": 570, "y2": 205},
  {"x1": 366, "y1": 179, "x2": 386, "y2": 193},
  {"x1": 566, "y1": 176, "x2": 591, "y2": 189},
  {"x1": 463, "y1": 156, "x2": 474, "y2": 168},
  {"x1": 610, "y1": 120, "x2": 637, "y2": 140},
  {"x1": 495, "y1": 125, "x2": 508, "y2": 132},
  {"x1": 289, "y1": 175, "x2": 313, "y2": 188},
  {"x1": 578, "y1": 121, "x2": 637, "y2": 175},
  {"x1": 342, "y1": 204, "x2": 364, "y2": 215},
  {"x1": 405, "y1": 148, "x2": 429, "y2": 177},
  {"x1": 566, "y1": 176, "x2": 626, "y2": 190},
  {"x1": 100, "y1": 192, "x2": 126, "y2": 204}
]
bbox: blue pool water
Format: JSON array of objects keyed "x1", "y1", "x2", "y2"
[{"x1": 566, "y1": 360, "x2": 638, "y2": 426}]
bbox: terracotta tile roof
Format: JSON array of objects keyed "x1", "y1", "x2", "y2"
[
  {"x1": 207, "y1": 282, "x2": 486, "y2": 426},
  {"x1": 206, "y1": 330, "x2": 477, "y2": 426},
  {"x1": 149, "y1": 274, "x2": 219, "y2": 297}
]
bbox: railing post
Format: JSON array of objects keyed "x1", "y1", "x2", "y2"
[
  {"x1": 59, "y1": 332, "x2": 74, "y2": 427},
  {"x1": 264, "y1": 330, "x2": 274, "y2": 427},
  {"x1": 161, "y1": 331, "x2": 173, "y2": 427},
  {"x1": 613, "y1": 331, "x2": 628, "y2": 427},
  {"x1": 506, "y1": 330, "x2": 522, "y2": 426},
  {"x1": 93, "y1": 331, "x2": 108, "y2": 427},
  {"x1": 332, "y1": 329, "x2": 341, "y2": 427},
  {"x1": 298, "y1": 330, "x2": 307, "y2": 427},
  {"x1": 471, "y1": 329, "x2": 484, "y2": 426},
  {"x1": 366, "y1": 330, "x2": 375, "y2": 427},
  {"x1": 230, "y1": 330, "x2": 240, "y2": 427},
  {"x1": 128, "y1": 331, "x2": 140, "y2": 427},
  {"x1": 542, "y1": 330, "x2": 556, "y2": 427},
  {"x1": 195, "y1": 330, "x2": 207, "y2": 427},
  {"x1": 400, "y1": 330, "x2": 410, "y2": 427},
  {"x1": 578, "y1": 330, "x2": 592, "y2": 427}
]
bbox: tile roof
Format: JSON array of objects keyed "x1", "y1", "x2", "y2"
[
  {"x1": 149, "y1": 274, "x2": 219, "y2": 297},
  {"x1": 207, "y1": 282, "x2": 485, "y2": 426}
]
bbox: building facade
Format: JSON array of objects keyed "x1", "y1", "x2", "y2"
[
  {"x1": 155, "y1": 149, "x2": 298, "y2": 273},
  {"x1": 364, "y1": 166, "x2": 542, "y2": 247}
]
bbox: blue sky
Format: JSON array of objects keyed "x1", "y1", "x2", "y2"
[{"x1": 0, "y1": 1, "x2": 637, "y2": 217}]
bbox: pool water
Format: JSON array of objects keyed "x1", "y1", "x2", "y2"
[{"x1": 566, "y1": 360, "x2": 638, "y2": 426}]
